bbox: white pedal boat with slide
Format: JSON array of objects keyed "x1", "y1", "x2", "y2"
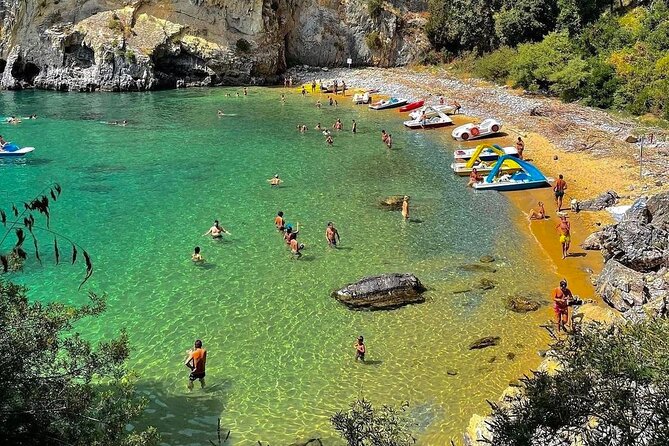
[
  {"x1": 473, "y1": 155, "x2": 553, "y2": 191},
  {"x1": 453, "y1": 144, "x2": 518, "y2": 163},
  {"x1": 409, "y1": 104, "x2": 457, "y2": 120},
  {"x1": 451, "y1": 144, "x2": 520, "y2": 176}
]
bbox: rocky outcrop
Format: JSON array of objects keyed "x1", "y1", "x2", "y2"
[
  {"x1": 468, "y1": 336, "x2": 500, "y2": 350},
  {"x1": 575, "y1": 190, "x2": 619, "y2": 211},
  {"x1": 0, "y1": 0, "x2": 429, "y2": 91},
  {"x1": 599, "y1": 220, "x2": 669, "y2": 272},
  {"x1": 332, "y1": 273, "x2": 426, "y2": 310},
  {"x1": 581, "y1": 231, "x2": 603, "y2": 250},
  {"x1": 595, "y1": 260, "x2": 649, "y2": 312}
]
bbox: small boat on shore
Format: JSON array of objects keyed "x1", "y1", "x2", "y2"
[
  {"x1": 369, "y1": 97, "x2": 408, "y2": 110},
  {"x1": 473, "y1": 155, "x2": 552, "y2": 191},
  {"x1": 451, "y1": 144, "x2": 520, "y2": 176},
  {"x1": 453, "y1": 145, "x2": 518, "y2": 162},
  {"x1": 403, "y1": 107, "x2": 453, "y2": 129},
  {"x1": 452, "y1": 118, "x2": 502, "y2": 141},
  {"x1": 399, "y1": 100, "x2": 425, "y2": 112},
  {"x1": 409, "y1": 104, "x2": 457, "y2": 120},
  {"x1": 0, "y1": 143, "x2": 34, "y2": 157},
  {"x1": 352, "y1": 92, "x2": 372, "y2": 104}
]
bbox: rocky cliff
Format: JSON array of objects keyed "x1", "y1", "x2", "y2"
[{"x1": 0, "y1": 0, "x2": 429, "y2": 91}]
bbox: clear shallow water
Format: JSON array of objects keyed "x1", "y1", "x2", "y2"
[{"x1": 0, "y1": 88, "x2": 553, "y2": 445}]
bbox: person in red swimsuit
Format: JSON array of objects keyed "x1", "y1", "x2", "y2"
[{"x1": 552, "y1": 280, "x2": 573, "y2": 333}]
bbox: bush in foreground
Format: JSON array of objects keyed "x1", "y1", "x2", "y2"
[
  {"x1": 332, "y1": 398, "x2": 417, "y2": 446},
  {"x1": 485, "y1": 318, "x2": 669, "y2": 445}
]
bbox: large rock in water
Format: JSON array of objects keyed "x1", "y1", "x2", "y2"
[
  {"x1": 595, "y1": 260, "x2": 649, "y2": 312},
  {"x1": 379, "y1": 195, "x2": 405, "y2": 210},
  {"x1": 599, "y1": 220, "x2": 669, "y2": 272},
  {"x1": 577, "y1": 190, "x2": 619, "y2": 211},
  {"x1": 332, "y1": 273, "x2": 426, "y2": 310}
]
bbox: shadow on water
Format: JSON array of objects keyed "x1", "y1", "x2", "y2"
[
  {"x1": 193, "y1": 262, "x2": 217, "y2": 271},
  {"x1": 361, "y1": 360, "x2": 383, "y2": 366},
  {"x1": 136, "y1": 379, "x2": 232, "y2": 445}
]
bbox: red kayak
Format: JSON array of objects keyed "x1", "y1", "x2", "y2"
[{"x1": 399, "y1": 100, "x2": 424, "y2": 112}]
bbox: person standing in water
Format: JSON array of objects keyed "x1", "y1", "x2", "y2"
[
  {"x1": 552, "y1": 280, "x2": 573, "y2": 333},
  {"x1": 386, "y1": 134, "x2": 393, "y2": 149},
  {"x1": 185, "y1": 339, "x2": 207, "y2": 391},
  {"x1": 351, "y1": 119, "x2": 357, "y2": 134},
  {"x1": 243, "y1": 87, "x2": 248, "y2": 96},
  {"x1": 381, "y1": 130, "x2": 388, "y2": 143},
  {"x1": 556, "y1": 214, "x2": 571, "y2": 259},
  {"x1": 401, "y1": 196, "x2": 410, "y2": 220},
  {"x1": 354, "y1": 336, "x2": 366, "y2": 361},
  {"x1": 325, "y1": 222, "x2": 341, "y2": 248},
  {"x1": 274, "y1": 211, "x2": 285, "y2": 231},
  {"x1": 554, "y1": 174, "x2": 567, "y2": 211},
  {"x1": 191, "y1": 246, "x2": 205, "y2": 263},
  {"x1": 203, "y1": 220, "x2": 230, "y2": 239}
]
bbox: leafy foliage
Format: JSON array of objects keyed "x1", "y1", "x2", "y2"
[
  {"x1": 0, "y1": 280, "x2": 159, "y2": 446},
  {"x1": 235, "y1": 38, "x2": 251, "y2": 53},
  {"x1": 495, "y1": 0, "x2": 559, "y2": 47},
  {"x1": 365, "y1": 31, "x2": 383, "y2": 51},
  {"x1": 0, "y1": 184, "x2": 93, "y2": 288},
  {"x1": 473, "y1": 47, "x2": 518, "y2": 82},
  {"x1": 426, "y1": 0, "x2": 497, "y2": 55},
  {"x1": 367, "y1": 0, "x2": 383, "y2": 17},
  {"x1": 485, "y1": 318, "x2": 669, "y2": 445},
  {"x1": 331, "y1": 398, "x2": 417, "y2": 446}
]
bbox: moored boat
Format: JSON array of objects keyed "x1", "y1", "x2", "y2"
[
  {"x1": 352, "y1": 92, "x2": 372, "y2": 104},
  {"x1": 473, "y1": 155, "x2": 552, "y2": 191},
  {"x1": 403, "y1": 107, "x2": 453, "y2": 129},
  {"x1": 409, "y1": 104, "x2": 457, "y2": 120},
  {"x1": 399, "y1": 100, "x2": 425, "y2": 112},
  {"x1": 369, "y1": 97, "x2": 408, "y2": 110},
  {"x1": 453, "y1": 145, "x2": 518, "y2": 162},
  {"x1": 452, "y1": 118, "x2": 502, "y2": 141},
  {"x1": 451, "y1": 144, "x2": 520, "y2": 176},
  {"x1": 0, "y1": 143, "x2": 35, "y2": 157}
]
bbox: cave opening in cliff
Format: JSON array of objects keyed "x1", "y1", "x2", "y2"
[
  {"x1": 10, "y1": 59, "x2": 41, "y2": 84},
  {"x1": 0, "y1": 59, "x2": 6, "y2": 74}
]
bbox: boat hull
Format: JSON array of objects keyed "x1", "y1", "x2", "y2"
[
  {"x1": 451, "y1": 165, "x2": 520, "y2": 176},
  {"x1": 473, "y1": 180, "x2": 551, "y2": 191},
  {"x1": 0, "y1": 146, "x2": 34, "y2": 157},
  {"x1": 399, "y1": 100, "x2": 425, "y2": 112},
  {"x1": 369, "y1": 99, "x2": 408, "y2": 110},
  {"x1": 404, "y1": 121, "x2": 452, "y2": 129}
]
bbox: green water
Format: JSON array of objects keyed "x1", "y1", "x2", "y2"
[{"x1": 0, "y1": 88, "x2": 553, "y2": 445}]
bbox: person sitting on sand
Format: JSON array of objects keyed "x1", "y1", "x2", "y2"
[
  {"x1": 203, "y1": 220, "x2": 230, "y2": 239},
  {"x1": 529, "y1": 201, "x2": 546, "y2": 220},
  {"x1": 556, "y1": 214, "x2": 571, "y2": 259},
  {"x1": 552, "y1": 279, "x2": 573, "y2": 333},
  {"x1": 467, "y1": 168, "x2": 482, "y2": 187},
  {"x1": 354, "y1": 336, "x2": 366, "y2": 361},
  {"x1": 191, "y1": 246, "x2": 205, "y2": 263},
  {"x1": 326, "y1": 135, "x2": 334, "y2": 145},
  {"x1": 275, "y1": 211, "x2": 285, "y2": 231},
  {"x1": 325, "y1": 222, "x2": 340, "y2": 248},
  {"x1": 333, "y1": 119, "x2": 343, "y2": 130},
  {"x1": 268, "y1": 174, "x2": 282, "y2": 187},
  {"x1": 516, "y1": 137, "x2": 525, "y2": 159},
  {"x1": 439, "y1": 96, "x2": 445, "y2": 105}
]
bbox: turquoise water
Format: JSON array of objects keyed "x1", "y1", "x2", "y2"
[{"x1": 0, "y1": 88, "x2": 553, "y2": 445}]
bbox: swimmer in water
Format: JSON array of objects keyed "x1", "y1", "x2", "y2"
[
  {"x1": 217, "y1": 109, "x2": 225, "y2": 116},
  {"x1": 326, "y1": 135, "x2": 334, "y2": 145},
  {"x1": 191, "y1": 246, "x2": 205, "y2": 263},
  {"x1": 203, "y1": 220, "x2": 230, "y2": 239},
  {"x1": 268, "y1": 174, "x2": 282, "y2": 187},
  {"x1": 354, "y1": 336, "x2": 366, "y2": 361},
  {"x1": 333, "y1": 119, "x2": 343, "y2": 130},
  {"x1": 316, "y1": 100, "x2": 322, "y2": 109},
  {"x1": 274, "y1": 211, "x2": 285, "y2": 231},
  {"x1": 351, "y1": 119, "x2": 357, "y2": 134},
  {"x1": 281, "y1": 94, "x2": 286, "y2": 104},
  {"x1": 315, "y1": 123, "x2": 322, "y2": 130},
  {"x1": 325, "y1": 222, "x2": 340, "y2": 248},
  {"x1": 243, "y1": 87, "x2": 248, "y2": 96}
]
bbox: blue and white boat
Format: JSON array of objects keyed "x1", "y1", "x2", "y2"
[
  {"x1": 473, "y1": 155, "x2": 552, "y2": 191},
  {"x1": 0, "y1": 143, "x2": 35, "y2": 157},
  {"x1": 369, "y1": 97, "x2": 408, "y2": 110}
]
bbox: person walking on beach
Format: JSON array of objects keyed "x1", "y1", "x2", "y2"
[
  {"x1": 556, "y1": 214, "x2": 571, "y2": 259},
  {"x1": 516, "y1": 137, "x2": 525, "y2": 159},
  {"x1": 554, "y1": 174, "x2": 567, "y2": 211},
  {"x1": 552, "y1": 280, "x2": 573, "y2": 333},
  {"x1": 311, "y1": 80, "x2": 316, "y2": 93},
  {"x1": 354, "y1": 336, "x2": 366, "y2": 361},
  {"x1": 203, "y1": 220, "x2": 230, "y2": 239},
  {"x1": 351, "y1": 119, "x2": 357, "y2": 134},
  {"x1": 185, "y1": 339, "x2": 207, "y2": 391},
  {"x1": 402, "y1": 196, "x2": 410, "y2": 220},
  {"x1": 529, "y1": 201, "x2": 545, "y2": 220},
  {"x1": 191, "y1": 246, "x2": 205, "y2": 263},
  {"x1": 342, "y1": 81, "x2": 347, "y2": 96},
  {"x1": 325, "y1": 222, "x2": 341, "y2": 248}
]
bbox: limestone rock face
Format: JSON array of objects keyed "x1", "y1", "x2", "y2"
[
  {"x1": 595, "y1": 260, "x2": 649, "y2": 312},
  {"x1": 0, "y1": 0, "x2": 429, "y2": 91},
  {"x1": 332, "y1": 273, "x2": 426, "y2": 310}
]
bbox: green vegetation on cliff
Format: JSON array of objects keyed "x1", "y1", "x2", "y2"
[{"x1": 427, "y1": 0, "x2": 669, "y2": 118}]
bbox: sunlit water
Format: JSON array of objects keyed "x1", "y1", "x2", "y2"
[{"x1": 0, "y1": 88, "x2": 553, "y2": 445}]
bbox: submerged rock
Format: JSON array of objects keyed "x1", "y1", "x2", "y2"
[
  {"x1": 379, "y1": 195, "x2": 406, "y2": 210},
  {"x1": 503, "y1": 295, "x2": 543, "y2": 313},
  {"x1": 469, "y1": 336, "x2": 500, "y2": 350},
  {"x1": 459, "y1": 264, "x2": 498, "y2": 274},
  {"x1": 479, "y1": 255, "x2": 496, "y2": 263},
  {"x1": 477, "y1": 278, "x2": 496, "y2": 291},
  {"x1": 332, "y1": 273, "x2": 426, "y2": 310}
]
